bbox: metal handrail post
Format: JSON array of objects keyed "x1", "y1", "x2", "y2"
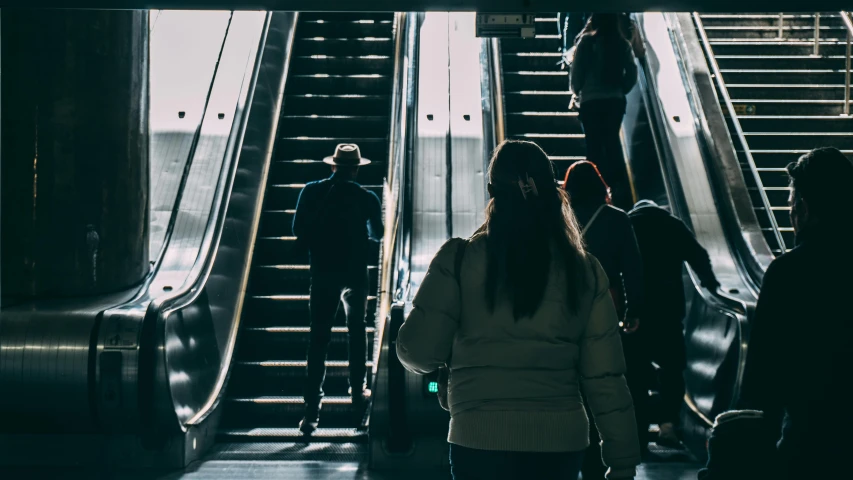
[
  {"x1": 778, "y1": 12, "x2": 784, "y2": 39},
  {"x1": 693, "y1": 13, "x2": 788, "y2": 253},
  {"x1": 846, "y1": 32, "x2": 851, "y2": 116},
  {"x1": 813, "y1": 12, "x2": 821, "y2": 56},
  {"x1": 841, "y1": 11, "x2": 853, "y2": 116}
]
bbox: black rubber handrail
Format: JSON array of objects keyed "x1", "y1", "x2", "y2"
[{"x1": 371, "y1": 12, "x2": 420, "y2": 454}]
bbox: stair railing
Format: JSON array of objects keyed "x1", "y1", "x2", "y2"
[
  {"x1": 693, "y1": 13, "x2": 788, "y2": 255},
  {"x1": 813, "y1": 12, "x2": 821, "y2": 56},
  {"x1": 841, "y1": 11, "x2": 853, "y2": 116},
  {"x1": 777, "y1": 12, "x2": 785, "y2": 39}
]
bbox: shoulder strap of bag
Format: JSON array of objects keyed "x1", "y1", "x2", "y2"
[{"x1": 582, "y1": 204, "x2": 607, "y2": 235}]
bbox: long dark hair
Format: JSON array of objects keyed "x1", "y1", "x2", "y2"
[
  {"x1": 578, "y1": 13, "x2": 630, "y2": 83},
  {"x1": 484, "y1": 140, "x2": 588, "y2": 319}
]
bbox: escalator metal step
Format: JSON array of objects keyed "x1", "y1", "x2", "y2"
[
  {"x1": 267, "y1": 159, "x2": 386, "y2": 186},
  {"x1": 282, "y1": 94, "x2": 390, "y2": 116},
  {"x1": 276, "y1": 137, "x2": 387, "y2": 161},
  {"x1": 248, "y1": 265, "x2": 379, "y2": 296},
  {"x1": 218, "y1": 427, "x2": 367, "y2": 442},
  {"x1": 262, "y1": 183, "x2": 383, "y2": 209},
  {"x1": 293, "y1": 38, "x2": 394, "y2": 56},
  {"x1": 298, "y1": 20, "x2": 393, "y2": 38}
]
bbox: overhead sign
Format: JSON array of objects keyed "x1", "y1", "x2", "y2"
[{"x1": 475, "y1": 14, "x2": 536, "y2": 38}]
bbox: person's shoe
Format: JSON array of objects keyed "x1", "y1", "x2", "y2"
[
  {"x1": 298, "y1": 402, "x2": 321, "y2": 436},
  {"x1": 351, "y1": 388, "x2": 372, "y2": 424},
  {"x1": 656, "y1": 422, "x2": 683, "y2": 449}
]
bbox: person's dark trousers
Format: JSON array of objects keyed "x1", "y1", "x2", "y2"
[
  {"x1": 583, "y1": 332, "x2": 649, "y2": 479},
  {"x1": 304, "y1": 270, "x2": 369, "y2": 408},
  {"x1": 622, "y1": 330, "x2": 652, "y2": 446},
  {"x1": 582, "y1": 417, "x2": 607, "y2": 480},
  {"x1": 579, "y1": 98, "x2": 632, "y2": 209},
  {"x1": 450, "y1": 444, "x2": 584, "y2": 480},
  {"x1": 647, "y1": 324, "x2": 686, "y2": 426}
]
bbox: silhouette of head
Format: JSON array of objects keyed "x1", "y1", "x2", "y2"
[
  {"x1": 786, "y1": 147, "x2": 853, "y2": 234},
  {"x1": 563, "y1": 160, "x2": 612, "y2": 206}
]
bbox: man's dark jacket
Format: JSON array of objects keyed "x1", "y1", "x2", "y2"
[
  {"x1": 628, "y1": 201, "x2": 719, "y2": 323},
  {"x1": 292, "y1": 173, "x2": 383, "y2": 275},
  {"x1": 739, "y1": 223, "x2": 852, "y2": 478}
]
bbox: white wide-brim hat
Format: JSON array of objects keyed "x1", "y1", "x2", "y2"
[{"x1": 323, "y1": 143, "x2": 371, "y2": 166}]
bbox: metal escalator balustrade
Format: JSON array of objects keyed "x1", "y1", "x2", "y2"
[
  {"x1": 498, "y1": 15, "x2": 585, "y2": 180},
  {"x1": 695, "y1": 12, "x2": 853, "y2": 255},
  {"x1": 218, "y1": 12, "x2": 397, "y2": 443}
]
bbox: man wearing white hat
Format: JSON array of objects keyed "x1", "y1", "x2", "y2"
[{"x1": 292, "y1": 143, "x2": 384, "y2": 435}]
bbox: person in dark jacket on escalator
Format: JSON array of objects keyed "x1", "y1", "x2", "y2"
[
  {"x1": 569, "y1": 14, "x2": 639, "y2": 209},
  {"x1": 627, "y1": 200, "x2": 719, "y2": 448},
  {"x1": 737, "y1": 147, "x2": 853, "y2": 480},
  {"x1": 292, "y1": 143, "x2": 384, "y2": 436},
  {"x1": 564, "y1": 160, "x2": 644, "y2": 479}
]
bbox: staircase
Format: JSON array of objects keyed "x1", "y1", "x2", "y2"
[
  {"x1": 218, "y1": 12, "x2": 395, "y2": 443},
  {"x1": 499, "y1": 15, "x2": 584, "y2": 182},
  {"x1": 695, "y1": 12, "x2": 853, "y2": 254}
]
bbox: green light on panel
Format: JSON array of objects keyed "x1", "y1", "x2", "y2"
[{"x1": 428, "y1": 381, "x2": 439, "y2": 394}]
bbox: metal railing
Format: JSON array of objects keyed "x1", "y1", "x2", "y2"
[
  {"x1": 841, "y1": 11, "x2": 853, "y2": 116},
  {"x1": 775, "y1": 12, "x2": 822, "y2": 55},
  {"x1": 693, "y1": 13, "x2": 788, "y2": 255}
]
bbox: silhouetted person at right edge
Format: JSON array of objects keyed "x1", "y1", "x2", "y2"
[{"x1": 738, "y1": 147, "x2": 853, "y2": 479}]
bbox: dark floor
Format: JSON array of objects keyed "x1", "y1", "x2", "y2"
[{"x1": 0, "y1": 443, "x2": 699, "y2": 480}]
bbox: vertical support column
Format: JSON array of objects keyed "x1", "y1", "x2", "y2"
[
  {"x1": 1, "y1": 10, "x2": 150, "y2": 301},
  {"x1": 813, "y1": 12, "x2": 821, "y2": 56},
  {"x1": 777, "y1": 12, "x2": 784, "y2": 39}
]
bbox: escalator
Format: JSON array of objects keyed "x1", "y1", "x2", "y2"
[
  {"x1": 694, "y1": 12, "x2": 853, "y2": 255},
  {"x1": 632, "y1": 11, "x2": 853, "y2": 459},
  {"x1": 497, "y1": 15, "x2": 583, "y2": 181},
  {"x1": 217, "y1": 12, "x2": 398, "y2": 443},
  {"x1": 0, "y1": 9, "x2": 417, "y2": 470}
]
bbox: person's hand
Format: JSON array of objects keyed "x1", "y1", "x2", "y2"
[
  {"x1": 622, "y1": 317, "x2": 640, "y2": 334},
  {"x1": 605, "y1": 466, "x2": 636, "y2": 479}
]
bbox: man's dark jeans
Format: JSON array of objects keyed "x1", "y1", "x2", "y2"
[
  {"x1": 450, "y1": 444, "x2": 584, "y2": 480},
  {"x1": 304, "y1": 271, "x2": 369, "y2": 407},
  {"x1": 579, "y1": 98, "x2": 631, "y2": 208}
]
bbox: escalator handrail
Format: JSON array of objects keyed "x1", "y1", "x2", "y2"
[
  {"x1": 692, "y1": 13, "x2": 788, "y2": 255},
  {"x1": 138, "y1": 12, "x2": 297, "y2": 432},
  {"x1": 371, "y1": 11, "x2": 419, "y2": 448}
]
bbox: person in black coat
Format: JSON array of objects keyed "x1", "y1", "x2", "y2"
[
  {"x1": 627, "y1": 200, "x2": 719, "y2": 447},
  {"x1": 292, "y1": 144, "x2": 384, "y2": 435},
  {"x1": 738, "y1": 147, "x2": 853, "y2": 479}
]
